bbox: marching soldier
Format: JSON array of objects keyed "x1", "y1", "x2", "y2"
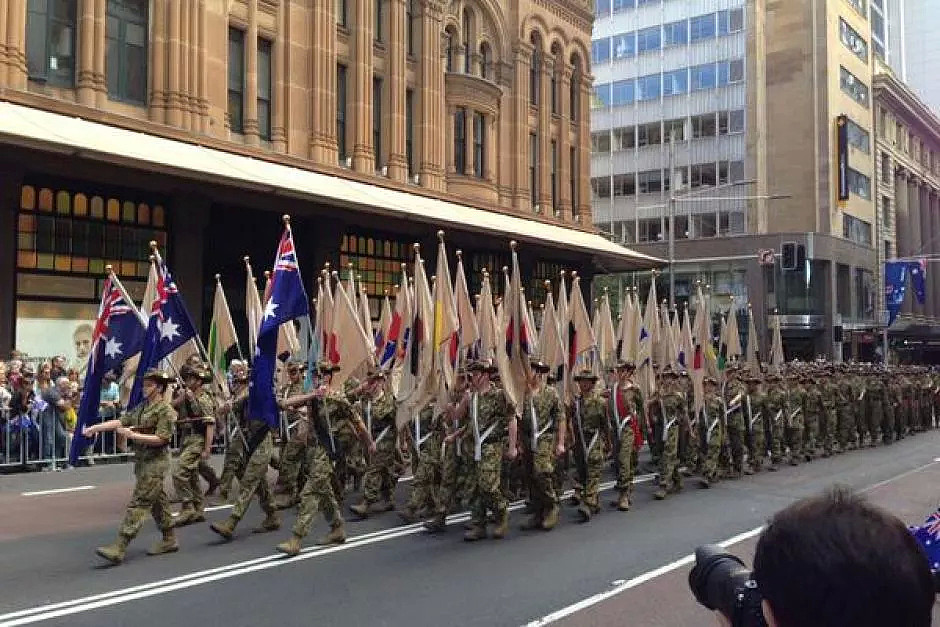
[
  {"x1": 218, "y1": 360, "x2": 249, "y2": 501},
  {"x1": 652, "y1": 366, "x2": 685, "y2": 500},
  {"x1": 519, "y1": 357, "x2": 564, "y2": 530},
  {"x1": 724, "y1": 370, "x2": 747, "y2": 477},
  {"x1": 866, "y1": 372, "x2": 887, "y2": 446},
  {"x1": 837, "y1": 367, "x2": 858, "y2": 453},
  {"x1": 743, "y1": 373, "x2": 766, "y2": 473},
  {"x1": 699, "y1": 377, "x2": 724, "y2": 488},
  {"x1": 349, "y1": 369, "x2": 400, "y2": 518},
  {"x1": 399, "y1": 403, "x2": 439, "y2": 525},
  {"x1": 183, "y1": 354, "x2": 221, "y2": 497},
  {"x1": 802, "y1": 371, "x2": 822, "y2": 461},
  {"x1": 784, "y1": 372, "x2": 804, "y2": 466},
  {"x1": 764, "y1": 373, "x2": 786, "y2": 470},
  {"x1": 274, "y1": 360, "x2": 307, "y2": 509},
  {"x1": 609, "y1": 360, "x2": 642, "y2": 511},
  {"x1": 567, "y1": 368, "x2": 608, "y2": 522},
  {"x1": 84, "y1": 369, "x2": 177, "y2": 564},
  {"x1": 171, "y1": 364, "x2": 216, "y2": 526}
]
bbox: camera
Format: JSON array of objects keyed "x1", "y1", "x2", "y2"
[{"x1": 688, "y1": 544, "x2": 767, "y2": 627}]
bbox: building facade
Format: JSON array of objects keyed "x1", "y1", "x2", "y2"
[
  {"x1": 0, "y1": 0, "x2": 657, "y2": 361},
  {"x1": 590, "y1": 0, "x2": 881, "y2": 361},
  {"x1": 873, "y1": 64, "x2": 940, "y2": 362}
]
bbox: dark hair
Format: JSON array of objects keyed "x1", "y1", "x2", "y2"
[{"x1": 753, "y1": 487, "x2": 935, "y2": 627}]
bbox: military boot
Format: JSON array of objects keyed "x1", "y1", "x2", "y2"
[
  {"x1": 147, "y1": 531, "x2": 179, "y2": 556},
  {"x1": 519, "y1": 513, "x2": 543, "y2": 531},
  {"x1": 576, "y1": 504, "x2": 592, "y2": 522},
  {"x1": 349, "y1": 499, "x2": 372, "y2": 519},
  {"x1": 541, "y1": 505, "x2": 560, "y2": 530},
  {"x1": 274, "y1": 494, "x2": 297, "y2": 510},
  {"x1": 95, "y1": 535, "x2": 131, "y2": 565},
  {"x1": 174, "y1": 505, "x2": 203, "y2": 527},
  {"x1": 397, "y1": 506, "x2": 419, "y2": 524},
  {"x1": 463, "y1": 524, "x2": 487, "y2": 541},
  {"x1": 616, "y1": 491, "x2": 631, "y2": 512},
  {"x1": 315, "y1": 523, "x2": 347, "y2": 546},
  {"x1": 653, "y1": 488, "x2": 668, "y2": 500},
  {"x1": 253, "y1": 512, "x2": 281, "y2": 534},
  {"x1": 491, "y1": 510, "x2": 510, "y2": 539},
  {"x1": 423, "y1": 514, "x2": 447, "y2": 533},
  {"x1": 276, "y1": 534, "x2": 303, "y2": 557},
  {"x1": 205, "y1": 476, "x2": 221, "y2": 496},
  {"x1": 209, "y1": 516, "x2": 239, "y2": 541},
  {"x1": 377, "y1": 499, "x2": 395, "y2": 513}
]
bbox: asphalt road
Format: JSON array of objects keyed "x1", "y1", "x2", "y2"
[{"x1": 1, "y1": 432, "x2": 938, "y2": 627}]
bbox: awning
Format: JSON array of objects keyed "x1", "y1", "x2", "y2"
[{"x1": 0, "y1": 100, "x2": 662, "y2": 272}]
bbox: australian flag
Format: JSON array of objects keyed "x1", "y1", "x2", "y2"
[
  {"x1": 69, "y1": 276, "x2": 146, "y2": 464},
  {"x1": 249, "y1": 225, "x2": 309, "y2": 428},
  {"x1": 128, "y1": 257, "x2": 198, "y2": 409},
  {"x1": 910, "y1": 508, "x2": 940, "y2": 574}
]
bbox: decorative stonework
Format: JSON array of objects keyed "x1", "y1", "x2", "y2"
[
  {"x1": 530, "y1": 0, "x2": 593, "y2": 33},
  {"x1": 444, "y1": 72, "x2": 502, "y2": 117}
]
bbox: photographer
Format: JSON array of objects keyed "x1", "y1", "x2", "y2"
[{"x1": 693, "y1": 487, "x2": 936, "y2": 627}]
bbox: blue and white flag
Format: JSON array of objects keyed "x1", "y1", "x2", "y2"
[
  {"x1": 909, "y1": 508, "x2": 940, "y2": 574},
  {"x1": 70, "y1": 275, "x2": 145, "y2": 464},
  {"x1": 249, "y1": 224, "x2": 309, "y2": 428},
  {"x1": 909, "y1": 258, "x2": 928, "y2": 305},
  {"x1": 128, "y1": 256, "x2": 198, "y2": 409},
  {"x1": 884, "y1": 261, "x2": 909, "y2": 327}
]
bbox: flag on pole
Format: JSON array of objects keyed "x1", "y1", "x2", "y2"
[
  {"x1": 770, "y1": 313, "x2": 785, "y2": 371},
  {"x1": 567, "y1": 273, "x2": 596, "y2": 376},
  {"x1": 70, "y1": 273, "x2": 146, "y2": 464},
  {"x1": 690, "y1": 283, "x2": 709, "y2": 414},
  {"x1": 678, "y1": 304, "x2": 693, "y2": 371},
  {"x1": 745, "y1": 304, "x2": 761, "y2": 375},
  {"x1": 375, "y1": 291, "x2": 392, "y2": 362},
  {"x1": 433, "y1": 232, "x2": 459, "y2": 389},
  {"x1": 245, "y1": 257, "x2": 264, "y2": 359},
  {"x1": 397, "y1": 245, "x2": 433, "y2": 410},
  {"x1": 594, "y1": 289, "x2": 617, "y2": 370},
  {"x1": 499, "y1": 242, "x2": 532, "y2": 408},
  {"x1": 454, "y1": 250, "x2": 480, "y2": 361},
  {"x1": 330, "y1": 279, "x2": 375, "y2": 389},
  {"x1": 248, "y1": 219, "x2": 310, "y2": 428},
  {"x1": 208, "y1": 275, "x2": 239, "y2": 394},
  {"x1": 477, "y1": 271, "x2": 498, "y2": 362}
]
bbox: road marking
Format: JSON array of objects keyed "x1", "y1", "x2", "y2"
[
  {"x1": 522, "y1": 457, "x2": 940, "y2": 626},
  {"x1": 0, "y1": 475, "x2": 653, "y2": 626},
  {"x1": 21, "y1": 486, "x2": 96, "y2": 497}
]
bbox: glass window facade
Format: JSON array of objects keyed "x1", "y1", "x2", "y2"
[{"x1": 26, "y1": 0, "x2": 76, "y2": 86}]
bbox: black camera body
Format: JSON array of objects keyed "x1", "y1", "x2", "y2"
[{"x1": 689, "y1": 544, "x2": 767, "y2": 627}]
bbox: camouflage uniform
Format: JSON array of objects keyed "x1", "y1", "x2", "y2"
[
  {"x1": 835, "y1": 375, "x2": 855, "y2": 452},
  {"x1": 520, "y1": 384, "x2": 563, "y2": 524},
  {"x1": 886, "y1": 378, "x2": 901, "y2": 444},
  {"x1": 467, "y1": 386, "x2": 514, "y2": 534},
  {"x1": 569, "y1": 387, "x2": 609, "y2": 517},
  {"x1": 221, "y1": 392, "x2": 276, "y2": 526},
  {"x1": 611, "y1": 382, "x2": 642, "y2": 501},
  {"x1": 654, "y1": 380, "x2": 685, "y2": 499},
  {"x1": 724, "y1": 378, "x2": 747, "y2": 475},
  {"x1": 680, "y1": 376, "x2": 700, "y2": 475},
  {"x1": 784, "y1": 379, "x2": 804, "y2": 464},
  {"x1": 218, "y1": 407, "x2": 247, "y2": 500},
  {"x1": 358, "y1": 391, "x2": 400, "y2": 506},
  {"x1": 700, "y1": 391, "x2": 724, "y2": 485},
  {"x1": 744, "y1": 384, "x2": 766, "y2": 472},
  {"x1": 172, "y1": 387, "x2": 216, "y2": 517},
  {"x1": 764, "y1": 379, "x2": 787, "y2": 466},
  {"x1": 866, "y1": 376, "x2": 886, "y2": 446},
  {"x1": 802, "y1": 378, "x2": 822, "y2": 459},
  {"x1": 274, "y1": 379, "x2": 306, "y2": 506},
  {"x1": 401, "y1": 405, "x2": 441, "y2": 520}
]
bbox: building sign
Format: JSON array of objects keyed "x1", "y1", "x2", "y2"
[{"x1": 836, "y1": 114, "x2": 849, "y2": 202}]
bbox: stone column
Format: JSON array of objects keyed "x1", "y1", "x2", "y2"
[
  {"x1": 557, "y1": 63, "x2": 572, "y2": 221},
  {"x1": 5, "y1": 0, "x2": 27, "y2": 88},
  {"x1": 310, "y1": 0, "x2": 338, "y2": 163},
  {"x1": 271, "y1": 0, "x2": 286, "y2": 150},
  {"x1": 386, "y1": 0, "x2": 407, "y2": 182},
  {"x1": 464, "y1": 107, "x2": 473, "y2": 177},
  {"x1": 538, "y1": 56, "x2": 553, "y2": 214},
  {"x1": 512, "y1": 43, "x2": 532, "y2": 211},
  {"x1": 486, "y1": 114, "x2": 497, "y2": 183},
  {"x1": 931, "y1": 191, "x2": 940, "y2": 321},
  {"x1": 895, "y1": 172, "x2": 911, "y2": 316},
  {"x1": 166, "y1": 0, "x2": 182, "y2": 126},
  {"x1": 180, "y1": 0, "x2": 192, "y2": 131},
  {"x1": 244, "y1": 0, "x2": 260, "y2": 145},
  {"x1": 577, "y1": 73, "x2": 592, "y2": 222},
  {"x1": 198, "y1": 0, "x2": 209, "y2": 133},
  {"x1": 93, "y1": 0, "x2": 106, "y2": 105},
  {"x1": 0, "y1": 0, "x2": 7, "y2": 80},
  {"x1": 417, "y1": 0, "x2": 444, "y2": 191},
  {"x1": 77, "y1": 0, "x2": 98, "y2": 106},
  {"x1": 445, "y1": 104, "x2": 455, "y2": 174},
  {"x1": 351, "y1": 0, "x2": 375, "y2": 172}
]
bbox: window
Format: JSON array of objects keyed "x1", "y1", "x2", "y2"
[
  {"x1": 690, "y1": 162, "x2": 717, "y2": 188},
  {"x1": 106, "y1": 0, "x2": 148, "y2": 103},
  {"x1": 375, "y1": 0, "x2": 383, "y2": 42},
  {"x1": 846, "y1": 168, "x2": 871, "y2": 199},
  {"x1": 638, "y1": 167, "x2": 666, "y2": 197},
  {"x1": 689, "y1": 13, "x2": 716, "y2": 42},
  {"x1": 718, "y1": 59, "x2": 744, "y2": 85},
  {"x1": 840, "y1": 66, "x2": 869, "y2": 108},
  {"x1": 613, "y1": 0, "x2": 635, "y2": 10},
  {"x1": 257, "y1": 38, "x2": 272, "y2": 141},
  {"x1": 613, "y1": 125, "x2": 635, "y2": 150},
  {"x1": 691, "y1": 112, "x2": 717, "y2": 138},
  {"x1": 570, "y1": 147, "x2": 577, "y2": 213},
  {"x1": 591, "y1": 177, "x2": 610, "y2": 199},
  {"x1": 612, "y1": 33, "x2": 635, "y2": 59},
  {"x1": 406, "y1": 0, "x2": 414, "y2": 54},
  {"x1": 839, "y1": 18, "x2": 868, "y2": 62},
  {"x1": 405, "y1": 88, "x2": 414, "y2": 175},
  {"x1": 665, "y1": 118, "x2": 684, "y2": 142},
  {"x1": 462, "y1": 10, "x2": 471, "y2": 73},
  {"x1": 529, "y1": 133, "x2": 538, "y2": 209},
  {"x1": 718, "y1": 8, "x2": 744, "y2": 35},
  {"x1": 846, "y1": 118, "x2": 870, "y2": 153},
  {"x1": 612, "y1": 173, "x2": 636, "y2": 196},
  {"x1": 592, "y1": 39, "x2": 611, "y2": 65},
  {"x1": 550, "y1": 140, "x2": 558, "y2": 212},
  {"x1": 530, "y1": 40, "x2": 541, "y2": 105},
  {"x1": 638, "y1": 218, "x2": 663, "y2": 242},
  {"x1": 596, "y1": 0, "x2": 611, "y2": 17},
  {"x1": 454, "y1": 107, "x2": 467, "y2": 174},
  {"x1": 846, "y1": 0, "x2": 866, "y2": 18},
  {"x1": 843, "y1": 214, "x2": 872, "y2": 245},
  {"x1": 663, "y1": 69, "x2": 688, "y2": 96},
  {"x1": 637, "y1": 26, "x2": 661, "y2": 53},
  {"x1": 881, "y1": 152, "x2": 890, "y2": 183},
  {"x1": 664, "y1": 20, "x2": 688, "y2": 46},
  {"x1": 337, "y1": 64, "x2": 347, "y2": 162},
  {"x1": 340, "y1": 234, "x2": 412, "y2": 306},
  {"x1": 479, "y1": 43, "x2": 490, "y2": 78},
  {"x1": 881, "y1": 196, "x2": 891, "y2": 230},
  {"x1": 227, "y1": 28, "x2": 245, "y2": 134},
  {"x1": 611, "y1": 79, "x2": 634, "y2": 106},
  {"x1": 336, "y1": 0, "x2": 347, "y2": 26},
  {"x1": 26, "y1": 0, "x2": 76, "y2": 86},
  {"x1": 636, "y1": 74, "x2": 660, "y2": 101},
  {"x1": 691, "y1": 63, "x2": 716, "y2": 90},
  {"x1": 445, "y1": 29, "x2": 455, "y2": 72},
  {"x1": 593, "y1": 84, "x2": 611, "y2": 109},
  {"x1": 373, "y1": 76, "x2": 383, "y2": 167},
  {"x1": 571, "y1": 64, "x2": 581, "y2": 121},
  {"x1": 729, "y1": 109, "x2": 745, "y2": 133},
  {"x1": 592, "y1": 131, "x2": 610, "y2": 153},
  {"x1": 719, "y1": 110, "x2": 730, "y2": 135},
  {"x1": 637, "y1": 121, "x2": 662, "y2": 147},
  {"x1": 474, "y1": 112, "x2": 485, "y2": 178}
]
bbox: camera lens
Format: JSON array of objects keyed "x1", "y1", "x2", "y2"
[{"x1": 689, "y1": 544, "x2": 752, "y2": 615}]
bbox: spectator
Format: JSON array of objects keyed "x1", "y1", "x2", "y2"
[
  {"x1": 93, "y1": 371, "x2": 121, "y2": 460},
  {"x1": 7, "y1": 359, "x2": 22, "y2": 390},
  {"x1": 57, "y1": 376, "x2": 78, "y2": 469},
  {"x1": 50, "y1": 355, "x2": 67, "y2": 381},
  {"x1": 67, "y1": 367, "x2": 81, "y2": 394},
  {"x1": 7, "y1": 365, "x2": 39, "y2": 463},
  {"x1": 36, "y1": 363, "x2": 68, "y2": 468},
  {"x1": 0, "y1": 362, "x2": 11, "y2": 411}
]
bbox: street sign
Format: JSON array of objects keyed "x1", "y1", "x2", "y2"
[{"x1": 758, "y1": 249, "x2": 775, "y2": 266}]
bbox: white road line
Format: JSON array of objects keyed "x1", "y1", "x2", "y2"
[
  {"x1": 21, "y1": 486, "x2": 96, "y2": 497},
  {"x1": 522, "y1": 457, "x2": 940, "y2": 626},
  {"x1": 170, "y1": 504, "x2": 233, "y2": 517},
  {"x1": 0, "y1": 475, "x2": 654, "y2": 626}
]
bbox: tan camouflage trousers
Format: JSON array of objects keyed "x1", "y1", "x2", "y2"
[
  {"x1": 469, "y1": 442, "x2": 507, "y2": 526},
  {"x1": 219, "y1": 434, "x2": 246, "y2": 497},
  {"x1": 275, "y1": 440, "x2": 308, "y2": 501},
  {"x1": 701, "y1": 417, "x2": 724, "y2": 483},
  {"x1": 658, "y1": 418, "x2": 682, "y2": 493},
  {"x1": 230, "y1": 433, "x2": 276, "y2": 521},
  {"x1": 529, "y1": 437, "x2": 559, "y2": 516},
  {"x1": 573, "y1": 437, "x2": 606, "y2": 511},
  {"x1": 614, "y1": 426, "x2": 638, "y2": 496},
  {"x1": 119, "y1": 456, "x2": 173, "y2": 539},
  {"x1": 361, "y1": 432, "x2": 401, "y2": 504},
  {"x1": 292, "y1": 443, "x2": 343, "y2": 539},
  {"x1": 173, "y1": 434, "x2": 207, "y2": 512},
  {"x1": 405, "y1": 433, "x2": 440, "y2": 514}
]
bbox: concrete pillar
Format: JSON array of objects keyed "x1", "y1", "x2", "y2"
[
  {"x1": 386, "y1": 0, "x2": 408, "y2": 182},
  {"x1": 512, "y1": 44, "x2": 532, "y2": 211},
  {"x1": 244, "y1": 0, "x2": 260, "y2": 145},
  {"x1": 271, "y1": 0, "x2": 286, "y2": 150},
  {"x1": 0, "y1": 168, "x2": 24, "y2": 357},
  {"x1": 351, "y1": 0, "x2": 374, "y2": 172},
  {"x1": 78, "y1": 0, "x2": 98, "y2": 106},
  {"x1": 557, "y1": 63, "x2": 572, "y2": 221},
  {"x1": 166, "y1": 0, "x2": 182, "y2": 126},
  {"x1": 417, "y1": 0, "x2": 444, "y2": 191}
]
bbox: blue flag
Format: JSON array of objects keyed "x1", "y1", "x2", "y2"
[
  {"x1": 884, "y1": 261, "x2": 909, "y2": 327},
  {"x1": 69, "y1": 276, "x2": 145, "y2": 464},
  {"x1": 249, "y1": 226, "x2": 309, "y2": 428},
  {"x1": 128, "y1": 258, "x2": 198, "y2": 409},
  {"x1": 909, "y1": 508, "x2": 940, "y2": 574},
  {"x1": 909, "y1": 259, "x2": 927, "y2": 305}
]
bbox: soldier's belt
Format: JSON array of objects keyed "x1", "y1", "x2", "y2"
[
  {"x1": 706, "y1": 418, "x2": 720, "y2": 441},
  {"x1": 725, "y1": 404, "x2": 741, "y2": 416},
  {"x1": 374, "y1": 425, "x2": 391, "y2": 446},
  {"x1": 788, "y1": 408, "x2": 801, "y2": 420},
  {"x1": 586, "y1": 430, "x2": 600, "y2": 454},
  {"x1": 664, "y1": 416, "x2": 678, "y2": 432},
  {"x1": 773, "y1": 409, "x2": 783, "y2": 423},
  {"x1": 474, "y1": 422, "x2": 498, "y2": 461},
  {"x1": 535, "y1": 421, "x2": 553, "y2": 442},
  {"x1": 617, "y1": 414, "x2": 634, "y2": 433},
  {"x1": 748, "y1": 412, "x2": 763, "y2": 429}
]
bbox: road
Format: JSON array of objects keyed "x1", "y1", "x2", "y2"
[{"x1": 0, "y1": 431, "x2": 938, "y2": 627}]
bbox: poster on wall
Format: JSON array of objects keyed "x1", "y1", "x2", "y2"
[{"x1": 15, "y1": 301, "x2": 100, "y2": 375}]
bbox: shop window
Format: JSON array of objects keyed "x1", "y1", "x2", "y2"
[
  {"x1": 74, "y1": 194, "x2": 87, "y2": 217},
  {"x1": 90, "y1": 196, "x2": 104, "y2": 219},
  {"x1": 122, "y1": 200, "x2": 136, "y2": 222},
  {"x1": 106, "y1": 198, "x2": 120, "y2": 221},
  {"x1": 39, "y1": 188, "x2": 53, "y2": 211},
  {"x1": 137, "y1": 203, "x2": 150, "y2": 224},
  {"x1": 21, "y1": 185, "x2": 36, "y2": 210},
  {"x1": 340, "y1": 232, "x2": 411, "y2": 308}
]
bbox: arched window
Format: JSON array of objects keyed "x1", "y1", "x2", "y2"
[
  {"x1": 570, "y1": 55, "x2": 582, "y2": 122},
  {"x1": 479, "y1": 42, "x2": 490, "y2": 79},
  {"x1": 530, "y1": 33, "x2": 542, "y2": 105},
  {"x1": 550, "y1": 43, "x2": 563, "y2": 114},
  {"x1": 462, "y1": 9, "x2": 472, "y2": 74},
  {"x1": 446, "y1": 27, "x2": 456, "y2": 72}
]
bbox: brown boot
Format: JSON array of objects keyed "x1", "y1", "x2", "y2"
[
  {"x1": 519, "y1": 514, "x2": 543, "y2": 531},
  {"x1": 315, "y1": 524, "x2": 347, "y2": 546},
  {"x1": 378, "y1": 500, "x2": 395, "y2": 512},
  {"x1": 541, "y1": 505, "x2": 560, "y2": 531},
  {"x1": 253, "y1": 512, "x2": 281, "y2": 534},
  {"x1": 206, "y1": 477, "x2": 221, "y2": 497},
  {"x1": 147, "y1": 530, "x2": 179, "y2": 556},
  {"x1": 209, "y1": 516, "x2": 238, "y2": 541},
  {"x1": 276, "y1": 534, "x2": 303, "y2": 557},
  {"x1": 398, "y1": 507, "x2": 419, "y2": 524},
  {"x1": 274, "y1": 495, "x2": 297, "y2": 511},
  {"x1": 576, "y1": 504, "x2": 592, "y2": 523},
  {"x1": 653, "y1": 488, "x2": 667, "y2": 500},
  {"x1": 616, "y1": 491, "x2": 631, "y2": 512},
  {"x1": 174, "y1": 506, "x2": 198, "y2": 527},
  {"x1": 491, "y1": 510, "x2": 510, "y2": 539},
  {"x1": 463, "y1": 524, "x2": 487, "y2": 541},
  {"x1": 423, "y1": 514, "x2": 447, "y2": 533},
  {"x1": 95, "y1": 535, "x2": 130, "y2": 565},
  {"x1": 349, "y1": 500, "x2": 371, "y2": 519}
]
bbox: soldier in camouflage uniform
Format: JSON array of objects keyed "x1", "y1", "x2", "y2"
[
  {"x1": 218, "y1": 360, "x2": 249, "y2": 501},
  {"x1": 567, "y1": 368, "x2": 608, "y2": 522},
  {"x1": 519, "y1": 358, "x2": 564, "y2": 530},
  {"x1": 783, "y1": 373, "x2": 804, "y2": 466},
  {"x1": 338, "y1": 376, "x2": 368, "y2": 495},
  {"x1": 208, "y1": 366, "x2": 281, "y2": 541},
  {"x1": 835, "y1": 368, "x2": 856, "y2": 453},
  {"x1": 699, "y1": 377, "x2": 724, "y2": 488},
  {"x1": 886, "y1": 374, "x2": 901, "y2": 444},
  {"x1": 349, "y1": 370, "x2": 401, "y2": 518},
  {"x1": 399, "y1": 403, "x2": 439, "y2": 524},
  {"x1": 610, "y1": 361, "x2": 642, "y2": 511},
  {"x1": 801, "y1": 371, "x2": 822, "y2": 461},
  {"x1": 653, "y1": 367, "x2": 685, "y2": 500},
  {"x1": 764, "y1": 373, "x2": 786, "y2": 470},
  {"x1": 275, "y1": 362, "x2": 375, "y2": 557},
  {"x1": 723, "y1": 369, "x2": 747, "y2": 477},
  {"x1": 85, "y1": 369, "x2": 177, "y2": 564},
  {"x1": 171, "y1": 364, "x2": 216, "y2": 526},
  {"x1": 274, "y1": 361, "x2": 308, "y2": 509},
  {"x1": 866, "y1": 373, "x2": 887, "y2": 446},
  {"x1": 743, "y1": 374, "x2": 766, "y2": 473},
  {"x1": 458, "y1": 360, "x2": 516, "y2": 541},
  {"x1": 679, "y1": 369, "x2": 700, "y2": 477}
]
